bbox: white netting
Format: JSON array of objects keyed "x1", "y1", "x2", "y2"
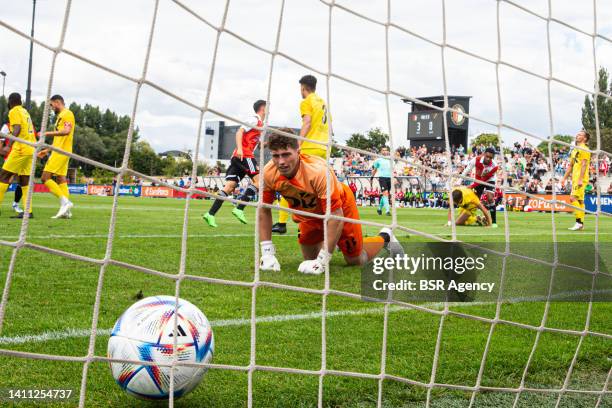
[{"x1": 0, "y1": 0, "x2": 610, "y2": 407}]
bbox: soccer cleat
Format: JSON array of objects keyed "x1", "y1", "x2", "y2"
[
  {"x1": 52, "y1": 209, "x2": 72, "y2": 219},
  {"x1": 12, "y1": 202, "x2": 24, "y2": 214},
  {"x1": 376, "y1": 208, "x2": 382, "y2": 215},
  {"x1": 56, "y1": 201, "x2": 74, "y2": 219},
  {"x1": 379, "y1": 227, "x2": 404, "y2": 256},
  {"x1": 11, "y1": 212, "x2": 33, "y2": 219},
  {"x1": 491, "y1": 223, "x2": 498, "y2": 228},
  {"x1": 271, "y1": 223, "x2": 287, "y2": 234},
  {"x1": 203, "y1": 212, "x2": 218, "y2": 228},
  {"x1": 232, "y1": 208, "x2": 247, "y2": 224},
  {"x1": 568, "y1": 222, "x2": 584, "y2": 231},
  {"x1": 386, "y1": 212, "x2": 391, "y2": 216}
]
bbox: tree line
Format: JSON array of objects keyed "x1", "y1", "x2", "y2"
[{"x1": 0, "y1": 96, "x2": 211, "y2": 179}]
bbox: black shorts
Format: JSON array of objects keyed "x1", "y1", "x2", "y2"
[
  {"x1": 474, "y1": 183, "x2": 494, "y2": 198},
  {"x1": 378, "y1": 177, "x2": 391, "y2": 193},
  {"x1": 225, "y1": 157, "x2": 258, "y2": 182}
]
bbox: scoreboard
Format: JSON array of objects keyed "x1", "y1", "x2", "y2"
[{"x1": 407, "y1": 111, "x2": 444, "y2": 139}]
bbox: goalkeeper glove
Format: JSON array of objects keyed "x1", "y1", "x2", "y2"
[
  {"x1": 298, "y1": 249, "x2": 331, "y2": 275},
  {"x1": 260, "y1": 240, "x2": 281, "y2": 271}
]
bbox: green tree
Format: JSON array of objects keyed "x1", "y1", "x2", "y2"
[
  {"x1": 346, "y1": 132, "x2": 370, "y2": 150},
  {"x1": 176, "y1": 159, "x2": 193, "y2": 176},
  {"x1": 582, "y1": 67, "x2": 612, "y2": 153},
  {"x1": 82, "y1": 104, "x2": 102, "y2": 132},
  {"x1": 100, "y1": 109, "x2": 118, "y2": 136},
  {"x1": 0, "y1": 95, "x2": 7, "y2": 124},
  {"x1": 162, "y1": 156, "x2": 178, "y2": 177},
  {"x1": 537, "y1": 135, "x2": 573, "y2": 155},
  {"x1": 91, "y1": 168, "x2": 116, "y2": 184},
  {"x1": 72, "y1": 126, "x2": 107, "y2": 174},
  {"x1": 130, "y1": 140, "x2": 163, "y2": 175},
  {"x1": 345, "y1": 127, "x2": 389, "y2": 152},
  {"x1": 367, "y1": 128, "x2": 389, "y2": 152},
  {"x1": 470, "y1": 133, "x2": 500, "y2": 149}
]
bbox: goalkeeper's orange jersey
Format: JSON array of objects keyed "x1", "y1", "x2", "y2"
[{"x1": 262, "y1": 153, "x2": 346, "y2": 219}]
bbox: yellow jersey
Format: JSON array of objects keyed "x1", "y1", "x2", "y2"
[
  {"x1": 52, "y1": 108, "x2": 75, "y2": 153},
  {"x1": 300, "y1": 92, "x2": 329, "y2": 153},
  {"x1": 570, "y1": 143, "x2": 590, "y2": 183},
  {"x1": 8, "y1": 105, "x2": 36, "y2": 155},
  {"x1": 454, "y1": 187, "x2": 480, "y2": 212}
]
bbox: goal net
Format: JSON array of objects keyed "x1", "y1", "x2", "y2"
[{"x1": 0, "y1": 0, "x2": 610, "y2": 407}]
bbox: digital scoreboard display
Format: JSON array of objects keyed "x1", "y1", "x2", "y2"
[{"x1": 407, "y1": 111, "x2": 444, "y2": 140}]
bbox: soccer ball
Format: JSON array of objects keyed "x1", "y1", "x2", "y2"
[{"x1": 107, "y1": 296, "x2": 214, "y2": 400}]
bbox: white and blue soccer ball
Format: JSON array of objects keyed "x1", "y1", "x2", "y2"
[{"x1": 107, "y1": 295, "x2": 214, "y2": 400}]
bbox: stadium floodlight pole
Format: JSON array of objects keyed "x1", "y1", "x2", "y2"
[
  {"x1": 25, "y1": 0, "x2": 37, "y2": 110},
  {"x1": 0, "y1": 70, "x2": 6, "y2": 122},
  {"x1": 0, "y1": 71, "x2": 6, "y2": 97}
]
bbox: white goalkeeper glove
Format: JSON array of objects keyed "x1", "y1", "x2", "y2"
[
  {"x1": 259, "y1": 240, "x2": 281, "y2": 271},
  {"x1": 298, "y1": 249, "x2": 331, "y2": 275}
]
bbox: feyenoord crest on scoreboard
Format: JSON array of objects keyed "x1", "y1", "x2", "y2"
[{"x1": 403, "y1": 96, "x2": 471, "y2": 150}]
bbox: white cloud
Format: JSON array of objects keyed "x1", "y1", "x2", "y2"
[{"x1": 0, "y1": 0, "x2": 609, "y2": 159}]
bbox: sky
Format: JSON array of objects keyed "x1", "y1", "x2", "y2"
[{"x1": 1, "y1": 0, "x2": 611, "y2": 161}]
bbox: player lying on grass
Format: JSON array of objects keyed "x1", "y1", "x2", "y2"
[
  {"x1": 446, "y1": 186, "x2": 492, "y2": 227},
  {"x1": 258, "y1": 130, "x2": 400, "y2": 275},
  {"x1": 203, "y1": 99, "x2": 266, "y2": 227}
]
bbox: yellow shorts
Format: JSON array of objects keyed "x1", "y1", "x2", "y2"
[
  {"x1": 300, "y1": 147, "x2": 328, "y2": 159},
  {"x1": 571, "y1": 182, "x2": 586, "y2": 200},
  {"x1": 460, "y1": 208, "x2": 478, "y2": 226},
  {"x1": 2, "y1": 151, "x2": 32, "y2": 176},
  {"x1": 43, "y1": 153, "x2": 70, "y2": 176}
]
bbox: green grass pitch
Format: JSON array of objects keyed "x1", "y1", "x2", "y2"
[{"x1": 0, "y1": 194, "x2": 609, "y2": 407}]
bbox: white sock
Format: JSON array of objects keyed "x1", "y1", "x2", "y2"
[{"x1": 60, "y1": 196, "x2": 69, "y2": 206}]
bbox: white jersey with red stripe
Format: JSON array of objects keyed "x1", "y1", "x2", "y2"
[
  {"x1": 232, "y1": 114, "x2": 262, "y2": 159},
  {"x1": 462, "y1": 155, "x2": 498, "y2": 188}
]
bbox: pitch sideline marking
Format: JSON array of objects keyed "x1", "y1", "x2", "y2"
[
  {"x1": 0, "y1": 304, "x2": 446, "y2": 346},
  {"x1": 0, "y1": 232, "x2": 609, "y2": 240},
  {"x1": 3, "y1": 289, "x2": 608, "y2": 346}
]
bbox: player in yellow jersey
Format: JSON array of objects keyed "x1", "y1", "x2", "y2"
[
  {"x1": 272, "y1": 74, "x2": 331, "y2": 234},
  {"x1": 561, "y1": 130, "x2": 591, "y2": 231},
  {"x1": 38, "y1": 95, "x2": 75, "y2": 219},
  {"x1": 446, "y1": 186, "x2": 492, "y2": 226},
  {"x1": 0, "y1": 93, "x2": 36, "y2": 218}
]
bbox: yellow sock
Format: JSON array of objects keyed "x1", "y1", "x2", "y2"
[
  {"x1": 573, "y1": 200, "x2": 585, "y2": 223},
  {"x1": 59, "y1": 182, "x2": 70, "y2": 200},
  {"x1": 20, "y1": 185, "x2": 32, "y2": 213},
  {"x1": 44, "y1": 179, "x2": 65, "y2": 199},
  {"x1": 363, "y1": 236, "x2": 385, "y2": 260},
  {"x1": 0, "y1": 182, "x2": 8, "y2": 203},
  {"x1": 278, "y1": 197, "x2": 289, "y2": 224}
]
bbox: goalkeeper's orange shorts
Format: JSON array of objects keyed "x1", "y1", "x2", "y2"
[{"x1": 296, "y1": 184, "x2": 363, "y2": 258}]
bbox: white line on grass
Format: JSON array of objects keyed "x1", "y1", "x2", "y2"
[
  {"x1": 0, "y1": 306, "x2": 401, "y2": 345},
  {"x1": 0, "y1": 232, "x2": 609, "y2": 240},
  {"x1": 4, "y1": 290, "x2": 607, "y2": 346},
  {"x1": 0, "y1": 234, "x2": 298, "y2": 240}
]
